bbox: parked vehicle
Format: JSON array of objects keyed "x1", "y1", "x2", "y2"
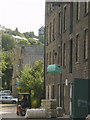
[
  {"x1": 0, "y1": 90, "x2": 11, "y2": 94},
  {"x1": 0, "y1": 90, "x2": 11, "y2": 97},
  {"x1": 0, "y1": 95, "x2": 18, "y2": 104},
  {"x1": 17, "y1": 93, "x2": 31, "y2": 116},
  {"x1": 0, "y1": 93, "x2": 10, "y2": 97}
]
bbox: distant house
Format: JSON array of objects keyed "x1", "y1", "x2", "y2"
[
  {"x1": 32, "y1": 37, "x2": 39, "y2": 41},
  {"x1": 12, "y1": 35, "x2": 27, "y2": 42}
]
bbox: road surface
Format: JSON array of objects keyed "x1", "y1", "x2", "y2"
[
  {"x1": 0, "y1": 103, "x2": 24, "y2": 119},
  {"x1": 0, "y1": 104, "x2": 72, "y2": 120}
]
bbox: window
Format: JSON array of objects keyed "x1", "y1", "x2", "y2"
[
  {"x1": 52, "y1": 85, "x2": 55, "y2": 99},
  {"x1": 49, "y1": 85, "x2": 52, "y2": 99},
  {"x1": 84, "y1": 29, "x2": 88, "y2": 59},
  {"x1": 69, "y1": 39, "x2": 73, "y2": 73},
  {"x1": 62, "y1": 84, "x2": 65, "y2": 108},
  {"x1": 49, "y1": 23, "x2": 52, "y2": 43},
  {"x1": 63, "y1": 43, "x2": 66, "y2": 67},
  {"x1": 21, "y1": 46, "x2": 25, "y2": 56},
  {"x1": 46, "y1": 26, "x2": 48, "y2": 46},
  {"x1": 76, "y1": 34, "x2": 79, "y2": 62},
  {"x1": 50, "y1": 3, "x2": 53, "y2": 11},
  {"x1": 59, "y1": 12, "x2": 62, "y2": 34},
  {"x1": 76, "y1": 2, "x2": 80, "y2": 21},
  {"x1": 46, "y1": 86, "x2": 49, "y2": 99},
  {"x1": 53, "y1": 19, "x2": 55, "y2": 41},
  {"x1": 49, "y1": 52, "x2": 51, "y2": 65},
  {"x1": 64, "y1": 6, "x2": 67, "y2": 31},
  {"x1": 58, "y1": 46, "x2": 60, "y2": 64},
  {"x1": 47, "y1": 53, "x2": 48, "y2": 66},
  {"x1": 70, "y1": 2, "x2": 73, "y2": 33},
  {"x1": 57, "y1": 84, "x2": 60, "y2": 106},
  {"x1": 19, "y1": 59, "x2": 22, "y2": 69},
  {"x1": 85, "y1": 1, "x2": 88, "y2": 14},
  {"x1": 53, "y1": 50, "x2": 55, "y2": 64}
]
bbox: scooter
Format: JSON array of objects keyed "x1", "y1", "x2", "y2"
[
  {"x1": 16, "y1": 93, "x2": 31, "y2": 116},
  {"x1": 17, "y1": 104, "x2": 26, "y2": 116}
]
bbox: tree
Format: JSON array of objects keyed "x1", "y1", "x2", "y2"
[
  {"x1": 1, "y1": 33, "x2": 16, "y2": 51},
  {"x1": 28, "y1": 38, "x2": 37, "y2": 45},
  {"x1": 1, "y1": 51, "x2": 8, "y2": 72},
  {"x1": 39, "y1": 35, "x2": 44, "y2": 44},
  {"x1": 1, "y1": 50, "x2": 14, "y2": 90},
  {"x1": 23, "y1": 31, "x2": 36, "y2": 39},
  {"x1": 18, "y1": 40, "x2": 30, "y2": 45},
  {"x1": 18, "y1": 60, "x2": 44, "y2": 108}
]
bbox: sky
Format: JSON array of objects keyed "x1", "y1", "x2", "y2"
[{"x1": 0, "y1": 0, "x2": 45, "y2": 36}]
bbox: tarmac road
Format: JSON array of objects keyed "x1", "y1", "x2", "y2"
[
  {"x1": 0, "y1": 104, "x2": 24, "y2": 119},
  {"x1": 0, "y1": 104, "x2": 71, "y2": 120}
]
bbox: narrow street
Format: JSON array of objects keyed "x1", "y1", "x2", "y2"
[
  {"x1": 0, "y1": 104, "x2": 71, "y2": 120},
  {"x1": 0, "y1": 104, "x2": 24, "y2": 119}
]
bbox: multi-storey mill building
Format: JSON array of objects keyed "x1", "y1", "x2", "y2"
[{"x1": 45, "y1": 2, "x2": 90, "y2": 118}]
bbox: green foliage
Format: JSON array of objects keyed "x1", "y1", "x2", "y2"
[
  {"x1": 4, "y1": 28, "x2": 25, "y2": 38},
  {"x1": 1, "y1": 52, "x2": 8, "y2": 71},
  {"x1": 28, "y1": 38, "x2": 37, "y2": 45},
  {"x1": 3, "y1": 28, "x2": 43, "y2": 46},
  {"x1": 28, "y1": 38, "x2": 44, "y2": 46},
  {"x1": 18, "y1": 60, "x2": 44, "y2": 108},
  {"x1": 39, "y1": 35, "x2": 44, "y2": 44},
  {"x1": 23, "y1": 31, "x2": 36, "y2": 39},
  {"x1": 1, "y1": 33, "x2": 16, "y2": 51},
  {"x1": 17, "y1": 40, "x2": 30, "y2": 45},
  {"x1": 1, "y1": 50, "x2": 14, "y2": 90}
]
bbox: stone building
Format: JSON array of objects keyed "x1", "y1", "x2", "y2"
[
  {"x1": 45, "y1": 2, "x2": 90, "y2": 118},
  {"x1": 12, "y1": 45, "x2": 44, "y2": 97}
]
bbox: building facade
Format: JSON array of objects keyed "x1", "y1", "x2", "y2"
[
  {"x1": 45, "y1": 2, "x2": 90, "y2": 117},
  {"x1": 12, "y1": 45, "x2": 44, "y2": 97}
]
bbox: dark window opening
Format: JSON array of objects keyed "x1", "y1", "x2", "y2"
[
  {"x1": 69, "y1": 39, "x2": 73, "y2": 73},
  {"x1": 70, "y1": 2, "x2": 73, "y2": 33}
]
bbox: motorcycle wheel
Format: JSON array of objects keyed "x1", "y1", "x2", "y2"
[
  {"x1": 17, "y1": 111, "x2": 19, "y2": 115},
  {"x1": 20, "y1": 109, "x2": 26, "y2": 116}
]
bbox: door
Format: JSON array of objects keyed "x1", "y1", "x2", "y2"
[{"x1": 72, "y1": 78, "x2": 89, "y2": 119}]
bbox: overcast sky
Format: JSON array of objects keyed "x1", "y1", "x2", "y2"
[{"x1": 0, "y1": 0, "x2": 45, "y2": 36}]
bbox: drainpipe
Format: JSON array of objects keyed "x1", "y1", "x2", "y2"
[{"x1": 43, "y1": 25, "x2": 46, "y2": 99}]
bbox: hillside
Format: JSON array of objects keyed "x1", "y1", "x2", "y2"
[{"x1": 1, "y1": 27, "x2": 43, "y2": 50}]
